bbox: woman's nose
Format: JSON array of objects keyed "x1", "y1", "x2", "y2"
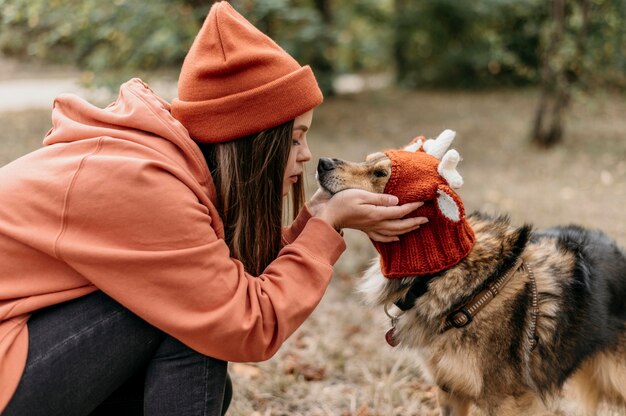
[{"x1": 298, "y1": 143, "x2": 312, "y2": 162}]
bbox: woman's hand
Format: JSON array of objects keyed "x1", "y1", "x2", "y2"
[{"x1": 308, "y1": 188, "x2": 428, "y2": 242}]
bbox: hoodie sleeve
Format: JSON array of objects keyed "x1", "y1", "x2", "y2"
[
  {"x1": 54, "y1": 140, "x2": 346, "y2": 362},
  {"x1": 281, "y1": 205, "x2": 313, "y2": 246}
]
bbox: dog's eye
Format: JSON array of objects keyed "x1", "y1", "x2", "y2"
[{"x1": 373, "y1": 170, "x2": 387, "y2": 178}]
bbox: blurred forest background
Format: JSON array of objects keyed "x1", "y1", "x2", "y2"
[
  {"x1": 1, "y1": 0, "x2": 625, "y2": 145},
  {"x1": 1, "y1": 1, "x2": 626, "y2": 415}
]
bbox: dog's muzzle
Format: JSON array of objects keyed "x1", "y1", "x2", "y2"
[
  {"x1": 316, "y1": 157, "x2": 344, "y2": 194},
  {"x1": 317, "y1": 157, "x2": 340, "y2": 173}
]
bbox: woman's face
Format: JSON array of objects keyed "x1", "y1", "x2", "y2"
[{"x1": 283, "y1": 109, "x2": 314, "y2": 196}]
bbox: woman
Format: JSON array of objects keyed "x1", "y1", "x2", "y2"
[{"x1": 0, "y1": 2, "x2": 426, "y2": 415}]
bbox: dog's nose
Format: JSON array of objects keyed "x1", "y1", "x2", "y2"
[{"x1": 317, "y1": 157, "x2": 336, "y2": 172}]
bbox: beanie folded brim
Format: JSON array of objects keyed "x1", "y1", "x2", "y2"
[{"x1": 171, "y1": 65, "x2": 323, "y2": 143}]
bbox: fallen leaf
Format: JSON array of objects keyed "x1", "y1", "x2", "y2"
[
  {"x1": 230, "y1": 362, "x2": 261, "y2": 379},
  {"x1": 283, "y1": 357, "x2": 326, "y2": 381},
  {"x1": 356, "y1": 403, "x2": 370, "y2": 416}
]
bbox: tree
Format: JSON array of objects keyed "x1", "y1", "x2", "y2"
[
  {"x1": 532, "y1": 0, "x2": 590, "y2": 147},
  {"x1": 0, "y1": 0, "x2": 201, "y2": 86},
  {"x1": 393, "y1": 0, "x2": 411, "y2": 85},
  {"x1": 309, "y1": 0, "x2": 336, "y2": 95},
  {"x1": 531, "y1": 0, "x2": 625, "y2": 147},
  {"x1": 0, "y1": 0, "x2": 339, "y2": 93},
  {"x1": 389, "y1": 0, "x2": 546, "y2": 88},
  {"x1": 1, "y1": 0, "x2": 623, "y2": 103}
]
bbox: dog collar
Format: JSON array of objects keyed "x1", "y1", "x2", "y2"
[
  {"x1": 384, "y1": 257, "x2": 539, "y2": 351},
  {"x1": 442, "y1": 257, "x2": 524, "y2": 331}
]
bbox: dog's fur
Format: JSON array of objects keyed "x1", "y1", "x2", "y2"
[{"x1": 317, "y1": 152, "x2": 626, "y2": 416}]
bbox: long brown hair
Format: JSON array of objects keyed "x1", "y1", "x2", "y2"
[{"x1": 198, "y1": 120, "x2": 305, "y2": 276}]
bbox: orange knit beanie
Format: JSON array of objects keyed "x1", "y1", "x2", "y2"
[
  {"x1": 171, "y1": 1, "x2": 323, "y2": 143},
  {"x1": 372, "y1": 133, "x2": 476, "y2": 278}
]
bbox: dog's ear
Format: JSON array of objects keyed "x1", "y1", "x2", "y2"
[{"x1": 436, "y1": 184, "x2": 464, "y2": 222}]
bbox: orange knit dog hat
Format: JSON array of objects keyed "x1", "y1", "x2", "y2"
[
  {"x1": 171, "y1": 1, "x2": 323, "y2": 143},
  {"x1": 372, "y1": 130, "x2": 476, "y2": 278}
]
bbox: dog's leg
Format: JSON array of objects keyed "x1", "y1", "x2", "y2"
[
  {"x1": 566, "y1": 349, "x2": 626, "y2": 415},
  {"x1": 484, "y1": 392, "x2": 556, "y2": 416},
  {"x1": 437, "y1": 387, "x2": 470, "y2": 416},
  {"x1": 566, "y1": 363, "x2": 601, "y2": 416}
]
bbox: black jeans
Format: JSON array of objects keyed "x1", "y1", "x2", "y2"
[{"x1": 3, "y1": 291, "x2": 232, "y2": 416}]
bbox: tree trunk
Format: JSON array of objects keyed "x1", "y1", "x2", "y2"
[
  {"x1": 393, "y1": 0, "x2": 411, "y2": 85},
  {"x1": 313, "y1": 0, "x2": 332, "y2": 23},
  {"x1": 532, "y1": 0, "x2": 590, "y2": 148},
  {"x1": 532, "y1": 0, "x2": 566, "y2": 147},
  {"x1": 311, "y1": 0, "x2": 336, "y2": 95}
]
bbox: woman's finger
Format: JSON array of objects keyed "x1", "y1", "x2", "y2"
[
  {"x1": 337, "y1": 189, "x2": 399, "y2": 207},
  {"x1": 359, "y1": 191, "x2": 399, "y2": 207},
  {"x1": 372, "y1": 201, "x2": 424, "y2": 220},
  {"x1": 367, "y1": 216, "x2": 428, "y2": 234},
  {"x1": 366, "y1": 231, "x2": 400, "y2": 243}
]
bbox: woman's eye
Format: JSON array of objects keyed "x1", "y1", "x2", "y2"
[
  {"x1": 292, "y1": 140, "x2": 301, "y2": 146},
  {"x1": 373, "y1": 170, "x2": 387, "y2": 178}
]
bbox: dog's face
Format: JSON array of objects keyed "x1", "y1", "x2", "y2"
[
  {"x1": 315, "y1": 129, "x2": 463, "y2": 197},
  {"x1": 316, "y1": 152, "x2": 392, "y2": 195}
]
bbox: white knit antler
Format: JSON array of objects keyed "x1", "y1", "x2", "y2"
[
  {"x1": 439, "y1": 149, "x2": 463, "y2": 189},
  {"x1": 425, "y1": 129, "x2": 464, "y2": 189},
  {"x1": 403, "y1": 138, "x2": 423, "y2": 152},
  {"x1": 402, "y1": 129, "x2": 464, "y2": 189},
  {"x1": 423, "y1": 129, "x2": 456, "y2": 160}
]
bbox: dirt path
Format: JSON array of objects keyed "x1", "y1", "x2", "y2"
[
  {"x1": 0, "y1": 78, "x2": 85, "y2": 111},
  {"x1": 0, "y1": 57, "x2": 388, "y2": 111}
]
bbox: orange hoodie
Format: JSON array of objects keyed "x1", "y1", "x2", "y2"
[{"x1": 0, "y1": 78, "x2": 345, "y2": 410}]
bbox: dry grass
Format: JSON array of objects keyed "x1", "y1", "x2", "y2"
[{"x1": 1, "y1": 87, "x2": 625, "y2": 415}]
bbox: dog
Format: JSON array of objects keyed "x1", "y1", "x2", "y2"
[{"x1": 316, "y1": 131, "x2": 626, "y2": 416}]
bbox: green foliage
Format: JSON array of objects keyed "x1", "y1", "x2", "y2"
[
  {"x1": 391, "y1": 0, "x2": 625, "y2": 90},
  {"x1": 393, "y1": 0, "x2": 547, "y2": 88},
  {"x1": 0, "y1": 0, "x2": 623, "y2": 91},
  {"x1": 584, "y1": 0, "x2": 626, "y2": 89},
  {"x1": 0, "y1": 0, "x2": 202, "y2": 85},
  {"x1": 332, "y1": 0, "x2": 394, "y2": 74},
  {"x1": 533, "y1": 0, "x2": 626, "y2": 99}
]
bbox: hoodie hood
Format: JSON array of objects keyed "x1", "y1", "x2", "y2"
[{"x1": 44, "y1": 78, "x2": 216, "y2": 203}]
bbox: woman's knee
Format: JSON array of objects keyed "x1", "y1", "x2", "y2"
[{"x1": 144, "y1": 336, "x2": 231, "y2": 416}]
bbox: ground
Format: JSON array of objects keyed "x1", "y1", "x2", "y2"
[{"x1": 1, "y1": 79, "x2": 625, "y2": 415}]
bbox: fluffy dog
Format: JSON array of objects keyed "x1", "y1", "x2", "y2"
[{"x1": 316, "y1": 131, "x2": 626, "y2": 416}]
